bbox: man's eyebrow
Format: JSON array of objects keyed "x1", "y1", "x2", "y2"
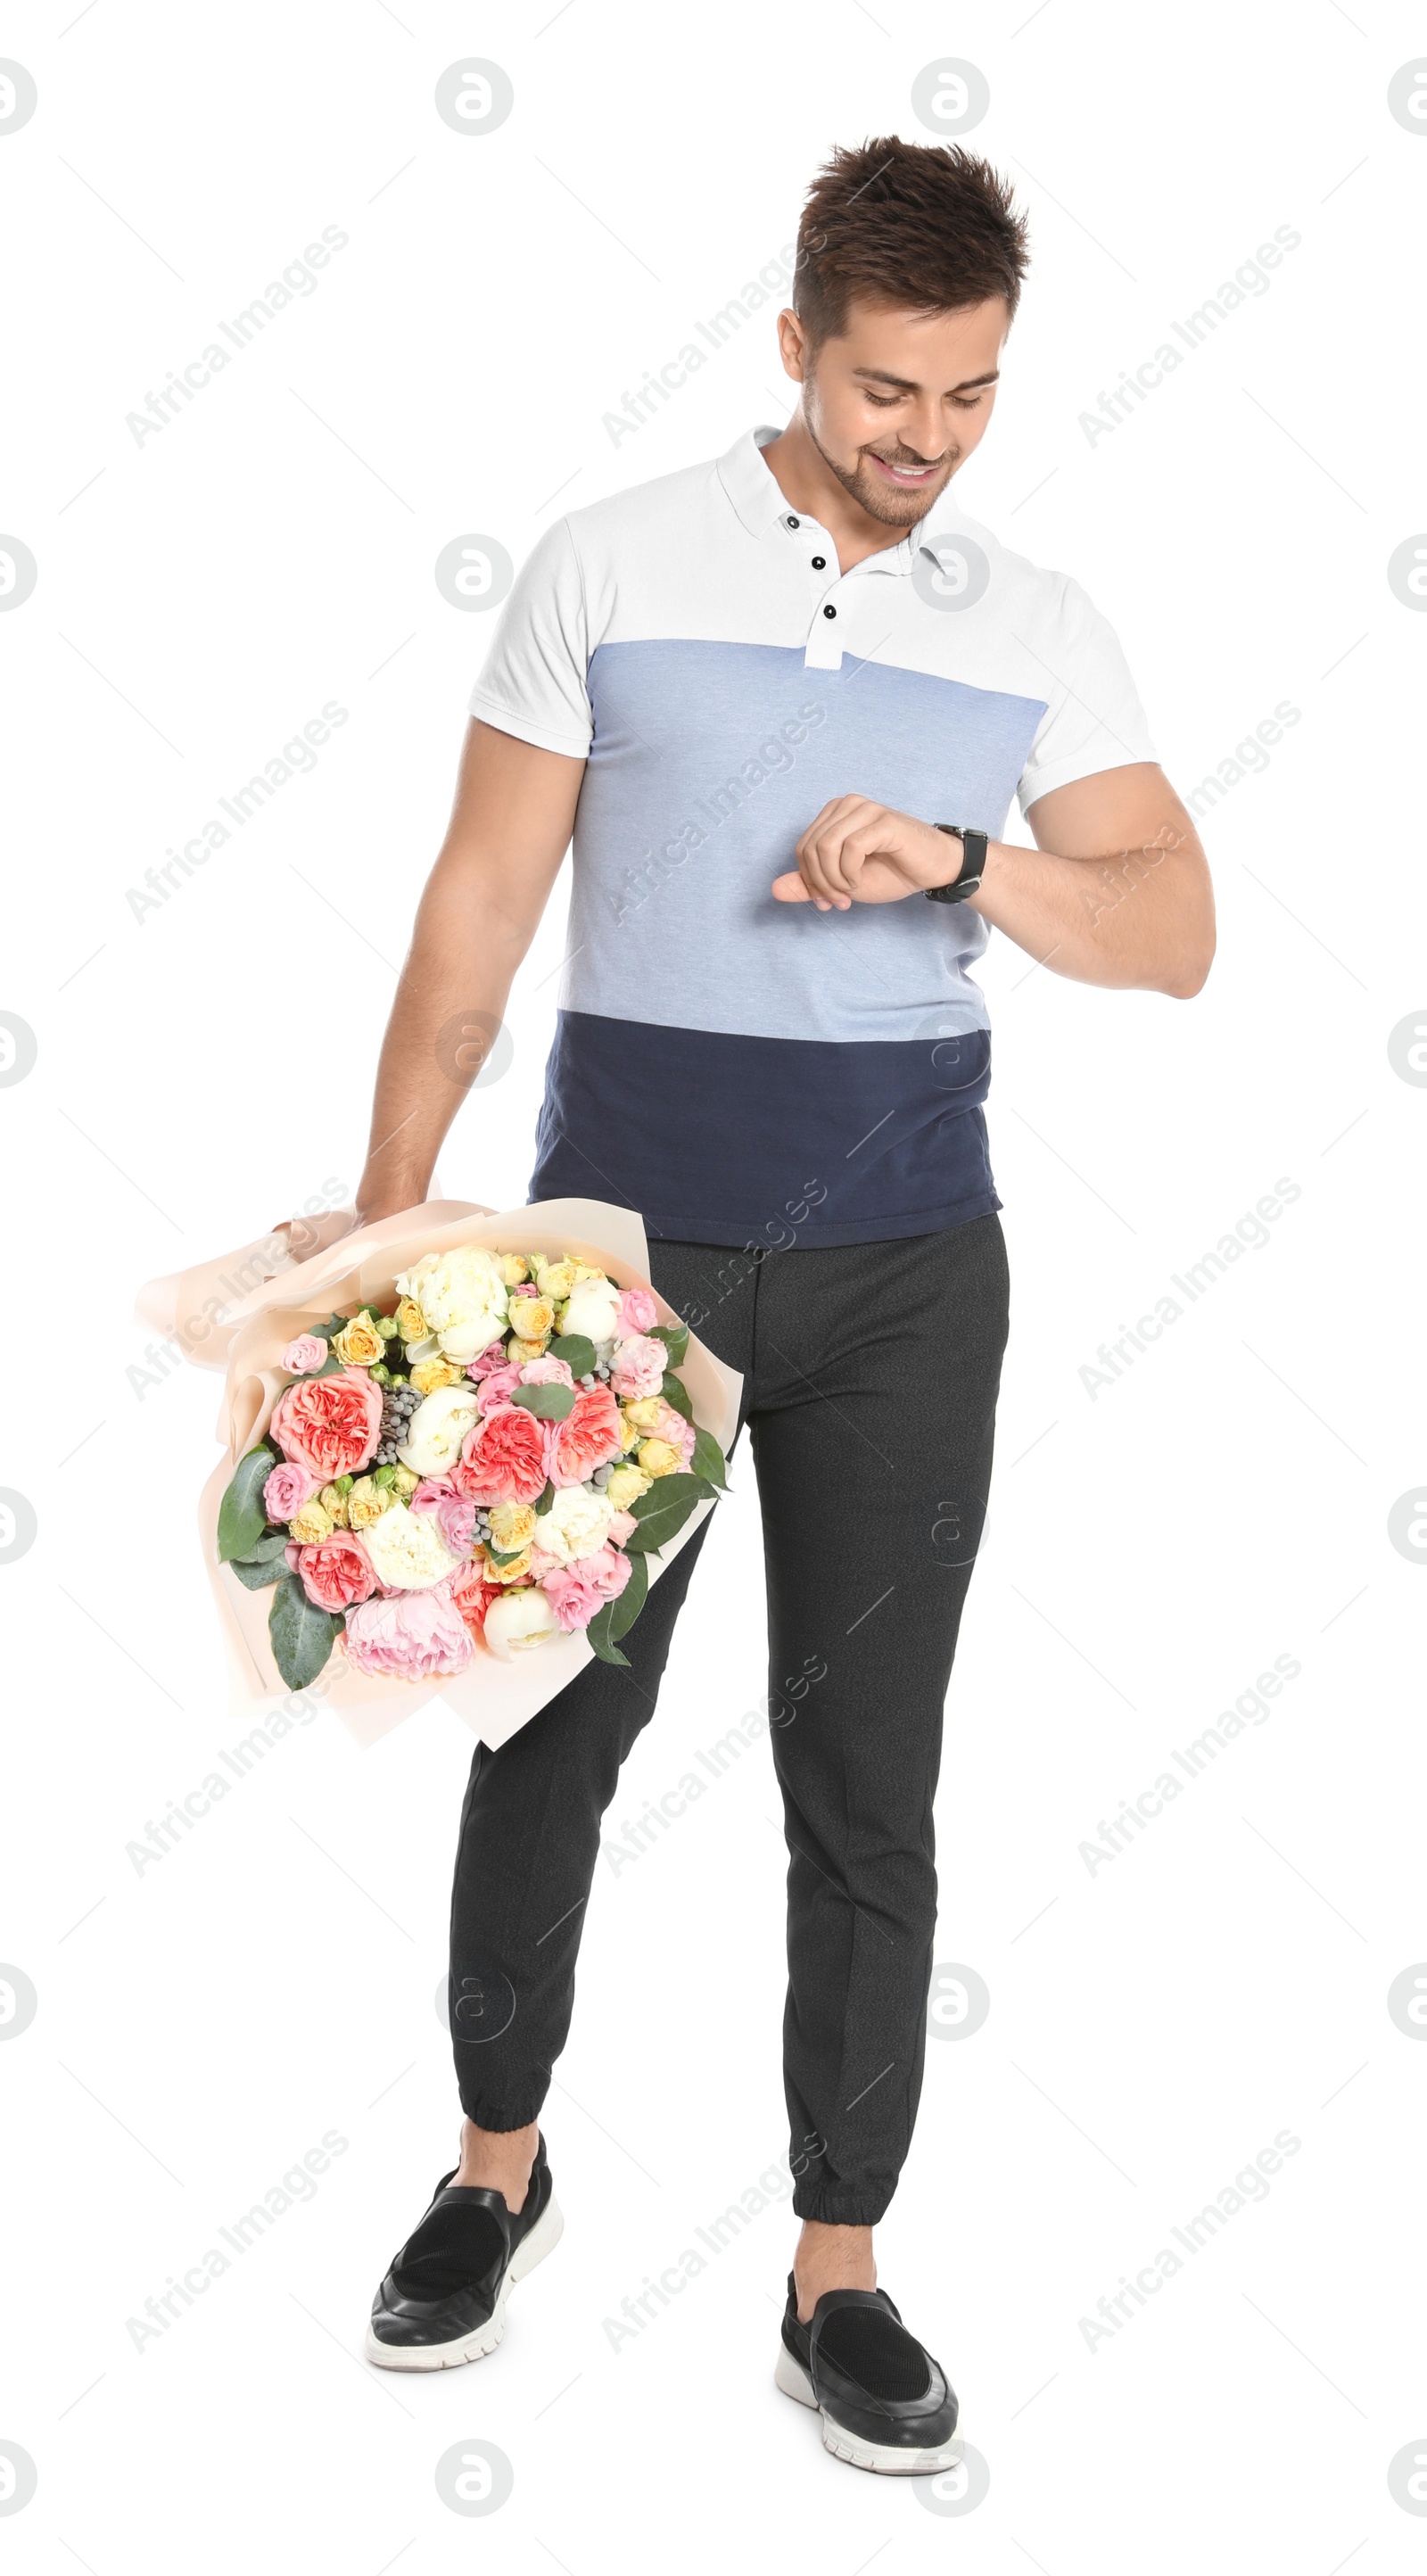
[{"x1": 852, "y1": 366, "x2": 1002, "y2": 393}]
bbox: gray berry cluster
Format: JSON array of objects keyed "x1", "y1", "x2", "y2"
[{"x1": 375, "y1": 1379, "x2": 420, "y2": 1465}]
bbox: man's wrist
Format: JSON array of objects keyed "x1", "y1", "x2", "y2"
[{"x1": 924, "y1": 824, "x2": 991, "y2": 903}]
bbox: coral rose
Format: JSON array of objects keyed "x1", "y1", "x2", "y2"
[
  {"x1": 342, "y1": 1578, "x2": 474, "y2": 1678},
  {"x1": 448, "y1": 1557, "x2": 503, "y2": 1639},
  {"x1": 285, "y1": 1531, "x2": 377, "y2": 1614},
  {"x1": 549, "y1": 1383, "x2": 623, "y2": 1489},
  {"x1": 270, "y1": 1367, "x2": 383, "y2": 1480},
  {"x1": 452, "y1": 1400, "x2": 551, "y2": 1506}
]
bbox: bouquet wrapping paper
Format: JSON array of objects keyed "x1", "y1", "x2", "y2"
[{"x1": 136, "y1": 1200, "x2": 743, "y2": 1753}]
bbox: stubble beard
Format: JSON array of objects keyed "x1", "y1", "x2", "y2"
[{"x1": 805, "y1": 410, "x2": 960, "y2": 529}]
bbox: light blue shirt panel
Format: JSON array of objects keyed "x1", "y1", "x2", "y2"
[{"x1": 563, "y1": 639, "x2": 1048, "y2": 1047}]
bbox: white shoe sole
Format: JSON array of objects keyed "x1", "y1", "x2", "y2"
[
  {"x1": 365, "y1": 2191, "x2": 565, "y2": 2371},
  {"x1": 774, "y1": 2341, "x2": 966, "y2": 2475}
]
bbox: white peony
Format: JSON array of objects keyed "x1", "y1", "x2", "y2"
[
  {"x1": 398, "y1": 1384, "x2": 481, "y2": 1476},
  {"x1": 561, "y1": 1276, "x2": 622, "y2": 1344},
  {"x1": 396, "y1": 1244, "x2": 509, "y2": 1363},
  {"x1": 532, "y1": 1483, "x2": 614, "y2": 1565},
  {"x1": 359, "y1": 1499, "x2": 461, "y2": 1591},
  {"x1": 483, "y1": 1587, "x2": 561, "y2": 1660}
]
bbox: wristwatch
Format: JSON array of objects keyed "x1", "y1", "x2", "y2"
[{"x1": 925, "y1": 824, "x2": 988, "y2": 904}]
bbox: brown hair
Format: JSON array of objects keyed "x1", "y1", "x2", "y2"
[{"x1": 794, "y1": 138, "x2": 1029, "y2": 344}]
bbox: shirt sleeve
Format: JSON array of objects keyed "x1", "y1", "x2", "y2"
[
  {"x1": 1016, "y1": 576, "x2": 1157, "y2": 814},
  {"x1": 467, "y1": 518, "x2": 594, "y2": 758}
]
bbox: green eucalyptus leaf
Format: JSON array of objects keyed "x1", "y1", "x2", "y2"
[
  {"x1": 690, "y1": 1427, "x2": 730, "y2": 1491},
  {"x1": 650, "y1": 1320, "x2": 689, "y2": 1367},
  {"x1": 218, "y1": 1446, "x2": 276, "y2": 1563},
  {"x1": 549, "y1": 1332, "x2": 597, "y2": 1377},
  {"x1": 509, "y1": 1381, "x2": 577, "y2": 1420},
  {"x1": 268, "y1": 1575, "x2": 339, "y2": 1690},
  {"x1": 659, "y1": 1371, "x2": 693, "y2": 1422},
  {"x1": 608, "y1": 1548, "x2": 648, "y2": 1641},
  {"x1": 227, "y1": 1532, "x2": 292, "y2": 1590},
  {"x1": 623, "y1": 1472, "x2": 705, "y2": 1555},
  {"x1": 584, "y1": 1601, "x2": 630, "y2": 1665}
]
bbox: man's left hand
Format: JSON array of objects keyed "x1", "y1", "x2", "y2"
[{"x1": 771, "y1": 797, "x2": 962, "y2": 910}]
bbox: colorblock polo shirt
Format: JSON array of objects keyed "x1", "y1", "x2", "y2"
[{"x1": 469, "y1": 425, "x2": 1155, "y2": 1250}]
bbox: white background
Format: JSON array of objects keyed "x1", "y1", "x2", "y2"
[{"x1": 4, "y1": 1, "x2": 1425, "y2": 2567}]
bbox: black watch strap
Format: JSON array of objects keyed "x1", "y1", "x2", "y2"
[{"x1": 926, "y1": 825, "x2": 988, "y2": 904}]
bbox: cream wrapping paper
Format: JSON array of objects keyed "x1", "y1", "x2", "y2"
[{"x1": 136, "y1": 1201, "x2": 743, "y2": 1754}]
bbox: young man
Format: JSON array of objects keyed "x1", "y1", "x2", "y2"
[{"x1": 353, "y1": 141, "x2": 1214, "y2": 2470}]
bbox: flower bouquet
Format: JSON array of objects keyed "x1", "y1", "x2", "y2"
[{"x1": 136, "y1": 1200, "x2": 742, "y2": 1752}]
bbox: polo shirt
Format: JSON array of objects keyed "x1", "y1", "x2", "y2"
[{"x1": 469, "y1": 424, "x2": 1155, "y2": 1249}]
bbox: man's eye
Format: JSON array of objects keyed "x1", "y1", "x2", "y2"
[{"x1": 863, "y1": 392, "x2": 899, "y2": 408}]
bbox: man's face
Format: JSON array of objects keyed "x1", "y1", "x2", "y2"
[{"x1": 779, "y1": 294, "x2": 1009, "y2": 526}]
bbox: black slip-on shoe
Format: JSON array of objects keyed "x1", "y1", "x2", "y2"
[
  {"x1": 776, "y1": 2273, "x2": 964, "y2": 2474},
  {"x1": 365, "y1": 2135, "x2": 563, "y2": 2371}
]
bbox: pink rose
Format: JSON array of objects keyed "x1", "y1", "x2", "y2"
[
  {"x1": 263, "y1": 1459, "x2": 318, "y2": 1523},
  {"x1": 615, "y1": 1286, "x2": 659, "y2": 1336},
  {"x1": 285, "y1": 1530, "x2": 377, "y2": 1614},
  {"x1": 411, "y1": 1478, "x2": 478, "y2": 1558},
  {"x1": 541, "y1": 1544, "x2": 633, "y2": 1632},
  {"x1": 639, "y1": 1395, "x2": 696, "y2": 1464},
  {"x1": 466, "y1": 1339, "x2": 510, "y2": 1379},
  {"x1": 519, "y1": 1354, "x2": 574, "y2": 1387},
  {"x1": 270, "y1": 1366, "x2": 383, "y2": 1480},
  {"x1": 606, "y1": 1507, "x2": 638, "y2": 1546},
  {"x1": 473, "y1": 1360, "x2": 522, "y2": 1408},
  {"x1": 549, "y1": 1383, "x2": 624, "y2": 1488},
  {"x1": 451, "y1": 1401, "x2": 552, "y2": 1506},
  {"x1": 610, "y1": 1333, "x2": 665, "y2": 1399},
  {"x1": 281, "y1": 1333, "x2": 328, "y2": 1375},
  {"x1": 342, "y1": 1576, "x2": 474, "y2": 1678}
]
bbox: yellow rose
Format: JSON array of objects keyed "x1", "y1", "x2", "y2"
[
  {"x1": 500, "y1": 1253, "x2": 530, "y2": 1286},
  {"x1": 410, "y1": 1357, "x2": 460, "y2": 1394},
  {"x1": 536, "y1": 1259, "x2": 577, "y2": 1300},
  {"x1": 636, "y1": 1438, "x2": 682, "y2": 1478},
  {"x1": 289, "y1": 1499, "x2": 334, "y2": 1544},
  {"x1": 390, "y1": 1464, "x2": 419, "y2": 1499},
  {"x1": 509, "y1": 1295, "x2": 555, "y2": 1340},
  {"x1": 489, "y1": 1501, "x2": 537, "y2": 1554},
  {"x1": 318, "y1": 1482, "x2": 351, "y2": 1529},
  {"x1": 508, "y1": 1338, "x2": 548, "y2": 1366},
  {"x1": 395, "y1": 1296, "x2": 425, "y2": 1342},
  {"x1": 483, "y1": 1545, "x2": 533, "y2": 1585},
  {"x1": 624, "y1": 1397, "x2": 664, "y2": 1432},
  {"x1": 568, "y1": 1261, "x2": 607, "y2": 1284},
  {"x1": 346, "y1": 1477, "x2": 392, "y2": 1532},
  {"x1": 334, "y1": 1314, "x2": 384, "y2": 1367},
  {"x1": 605, "y1": 1463, "x2": 652, "y2": 1509}
]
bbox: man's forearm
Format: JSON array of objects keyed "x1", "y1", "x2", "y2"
[
  {"x1": 356, "y1": 868, "x2": 532, "y2": 1219},
  {"x1": 969, "y1": 823, "x2": 1214, "y2": 998}
]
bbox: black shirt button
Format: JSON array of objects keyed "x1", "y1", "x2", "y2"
[
  {"x1": 787, "y1": 515, "x2": 800, "y2": 528},
  {"x1": 822, "y1": 603, "x2": 837, "y2": 619},
  {"x1": 812, "y1": 555, "x2": 826, "y2": 569}
]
